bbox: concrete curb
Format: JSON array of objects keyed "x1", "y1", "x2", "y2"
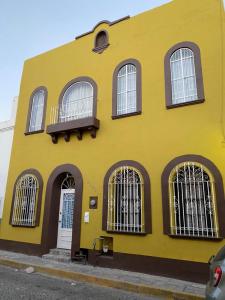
[{"x1": 0, "y1": 257, "x2": 204, "y2": 300}]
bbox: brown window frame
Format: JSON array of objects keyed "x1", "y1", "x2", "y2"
[
  {"x1": 92, "y1": 30, "x2": 109, "y2": 53},
  {"x1": 102, "y1": 160, "x2": 151, "y2": 235},
  {"x1": 112, "y1": 59, "x2": 142, "y2": 119},
  {"x1": 164, "y1": 41, "x2": 205, "y2": 109},
  {"x1": 25, "y1": 86, "x2": 48, "y2": 135},
  {"x1": 161, "y1": 154, "x2": 225, "y2": 240},
  {"x1": 10, "y1": 169, "x2": 43, "y2": 227}
]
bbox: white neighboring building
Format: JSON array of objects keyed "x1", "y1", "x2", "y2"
[{"x1": 0, "y1": 97, "x2": 18, "y2": 218}]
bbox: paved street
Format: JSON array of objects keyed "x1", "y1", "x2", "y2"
[{"x1": 0, "y1": 265, "x2": 165, "y2": 300}]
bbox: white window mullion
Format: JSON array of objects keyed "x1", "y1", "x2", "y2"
[
  {"x1": 125, "y1": 65, "x2": 128, "y2": 114},
  {"x1": 180, "y1": 49, "x2": 186, "y2": 103}
]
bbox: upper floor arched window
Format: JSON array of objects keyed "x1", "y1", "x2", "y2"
[
  {"x1": 25, "y1": 87, "x2": 47, "y2": 134},
  {"x1": 112, "y1": 59, "x2": 142, "y2": 119},
  {"x1": 59, "y1": 77, "x2": 97, "y2": 122},
  {"x1": 164, "y1": 42, "x2": 204, "y2": 108},
  {"x1": 10, "y1": 169, "x2": 43, "y2": 227},
  {"x1": 93, "y1": 30, "x2": 109, "y2": 53}
]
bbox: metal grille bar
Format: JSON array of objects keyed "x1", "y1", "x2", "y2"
[
  {"x1": 169, "y1": 162, "x2": 218, "y2": 237},
  {"x1": 107, "y1": 166, "x2": 144, "y2": 233},
  {"x1": 11, "y1": 174, "x2": 39, "y2": 226}
]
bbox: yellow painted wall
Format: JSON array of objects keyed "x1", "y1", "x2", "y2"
[{"x1": 2, "y1": 0, "x2": 225, "y2": 263}]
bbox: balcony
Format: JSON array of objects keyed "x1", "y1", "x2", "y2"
[{"x1": 46, "y1": 102, "x2": 100, "y2": 144}]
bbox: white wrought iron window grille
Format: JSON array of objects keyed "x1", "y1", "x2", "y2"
[
  {"x1": 169, "y1": 162, "x2": 219, "y2": 238},
  {"x1": 61, "y1": 174, "x2": 75, "y2": 229},
  {"x1": 11, "y1": 174, "x2": 39, "y2": 226},
  {"x1": 117, "y1": 64, "x2": 137, "y2": 115},
  {"x1": 107, "y1": 166, "x2": 144, "y2": 233},
  {"x1": 170, "y1": 48, "x2": 197, "y2": 104},
  {"x1": 58, "y1": 81, "x2": 93, "y2": 123},
  {"x1": 29, "y1": 89, "x2": 45, "y2": 132}
]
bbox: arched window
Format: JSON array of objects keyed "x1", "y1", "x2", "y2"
[
  {"x1": 26, "y1": 87, "x2": 47, "y2": 134},
  {"x1": 164, "y1": 42, "x2": 204, "y2": 108},
  {"x1": 170, "y1": 48, "x2": 197, "y2": 104},
  {"x1": 95, "y1": 31, "x2": 107, "y2": 47},
  {"x1": 117, "y1": 64, "x2": 136, "y2": 115},
  {"x1": 112, "y1": 59, "x2": 142, "y2": 119},
  {"x1": 59, "y1": 79, "x2": 95, "y2": 122},
  {"x1": 170, "y1": 162, "x2": 218, "y2": 237},
  {"x1": 10, "y1": 169, "x2": 43, "y2": 227},
  {"x1": 162, "y1": 155, "x2": 225, "y2": 239},
  {"x1": 93, "y1": 30, "x2": 109, "y2": 53},
  {"x1": 103, "y1": 161, "x2": 151, "y2": 234},
  {"x1": 108, "y1": 167, "x2": 143, "y2": 232}
]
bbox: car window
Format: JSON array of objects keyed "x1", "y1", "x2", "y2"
[{"x1": 213, "y1": 245, "x2": 225, "y2": 262}]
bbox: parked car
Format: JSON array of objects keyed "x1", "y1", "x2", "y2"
[{"x1": 206, "y1": 245, "x2": 225, "y2": 299}]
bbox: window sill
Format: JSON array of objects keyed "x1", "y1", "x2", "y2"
[
  {"x1": 24, "y1": 129, "x2": 44, "y2": 136},
  {"x1": 112, "y1": 111, "x2": 141, "y2": 120},
  {"x1": 92, "y1": 43, "x2": 110, "y2": 54},
  {"x1": 46, "y1": 117, "x2": 100, "y2": 144},
  {"x1": 168, "y1": 234, "x2": 222, "y2": 241},
  {"x1": 166, "y1": 98, "x2": 205, "y2": 109},
  {"x1": 107, "y1": 230, "x2": 147, "y2": 236}
]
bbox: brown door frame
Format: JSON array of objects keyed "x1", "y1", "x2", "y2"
[{"x1": 41, "y1": 164, "x2": 83, "y2": 257}]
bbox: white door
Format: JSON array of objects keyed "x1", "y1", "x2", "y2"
[{"x1": 57, "y1": 189, "x2": 75, "y2": 249}]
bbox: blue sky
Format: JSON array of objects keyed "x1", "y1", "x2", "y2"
[{"x1": 0, "y1": 0, "x2": 172, "y2": 122}]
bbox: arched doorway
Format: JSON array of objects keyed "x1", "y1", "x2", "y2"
[{"x1": 41, "y1": 164, "x2": 83, "y2": 257}]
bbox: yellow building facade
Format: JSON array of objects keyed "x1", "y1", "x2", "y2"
[{"x1": 1, "y1": 0, "x2": 225, "y2": 282}]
